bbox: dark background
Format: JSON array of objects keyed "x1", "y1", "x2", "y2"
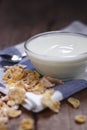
[{"x1": 0, "y1": 0, "x2": 87, "y2": 49}]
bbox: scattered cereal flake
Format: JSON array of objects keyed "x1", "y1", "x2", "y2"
[
  {"x1": 40, "y1": 77, "x2": 54, "y2": 88},
  {"x1": 41, "y1": 91, "x2": 61, "y2": 112},
  {"x1": 19, "y1": 118, "x2": 34, "y2": 130},
  {"x1": 1, "y1": 95, "x2": 9, "y2": 102},
  {"x1": 0, "y1": 116, "x2": 8, "y2": 124},
  {"x1": 46, "y1": 88, "x2": 55, "y2": 95},
  {"x1": 24, "y1": 80, "x2": 39, "y2": 91},
  {"x1": 2, "y1": 65, "x2": 63, "y2": 94},
  {"x1": 8, "y1": 109, "x2": 22, "y2": 118},
  {"x1": 75, "y1": 115, "x2": 86, "y2": 124},
  {"x1": 45, "y1": 76, "x2": 64, "y2": 85},
  {"x1": 7, "y1": 100, "x2": 16, "y2": 107},
  {"x1": 22, "y1": 70, "x2": 40, "y2": 84},
  {"x1": 3, "y1": 65, "x2": 24, "y2": 82},
  {"x1": 6, "y1": 81, "x2": 16, "y2": 88},
  {"x1": 67, "y1": 97, "x2": 80, "y2": 108},
  {"x1": 0, "y1": 100, "x2": 4, "y2": 107},
  {"x1": 0, "y1": 102, "x2": 9, "y2": 117},
  {"x1": 8, "y1": 87, "x2": 26, "y2": 104},
  {"x1": 15, "y1": 81, "x2": 25, "y2": 89},
  {"x1": 31, "y1": 82, "x2": 46, "y2": 94}
]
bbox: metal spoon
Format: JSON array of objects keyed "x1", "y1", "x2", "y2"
[{"x1": 0, "y1": 52, "x2": 26, "y2": 63}]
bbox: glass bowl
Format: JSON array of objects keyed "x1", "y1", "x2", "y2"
[{"x1": 24, "y1": 31, "x2": 87, "y2": 80}]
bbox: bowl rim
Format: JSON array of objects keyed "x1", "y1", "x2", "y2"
[{"x1": 24, "y1": 31, "x2": 87, "y2": 62}]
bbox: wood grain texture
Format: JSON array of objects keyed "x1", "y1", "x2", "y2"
[
  {"x1": 8, "y1": 109, "x2": 33, "y2": 130},
  {"x1": 37, "y1": 90, "x2": 87, "y2": 130},
  {"x1": 0, "y1": 0, "x2": 87, "y2": 49}
]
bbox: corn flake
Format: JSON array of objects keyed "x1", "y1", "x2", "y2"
[
  {"x1": 67, "y1": 97, "x2": 80, "y2": 108},
  {"x1": 75, "y1": 115, "x2": 86, "y2": 124},
  {"x1": 7, "y1": 100, "x2": 16, "y2": 107},
  {"x1": 0, "y1": 117, "x2": 8, "y2": 124},
  {"x1": 2, "y1": 65, "x2": 62, "y2": 94},
  {"x1": 45, "y1": 76, "x2": 64, "y2": 85},
  {"x1": 8, "y1": 87, "x2": 26, "y2": 104},
  {"x1": 31, "y1": 82, "x2": 46, "y2": 94},
  {"x1": 41, "y1": 91, "x2": 61, "y2": 112},
  {"x1": 8, "y1": 109, "x2": 22, "y2": 118},
  {"x1": 19, "y1": 118, "x2": 34, "y2": 130}
]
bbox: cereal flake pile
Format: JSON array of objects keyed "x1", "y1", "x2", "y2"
[
  {"x1": 0, "y1": 65, "x2": 86, "y2": 129},
  {"x1": 0, "y1": 65, "x2": 63, "y2": 129}
]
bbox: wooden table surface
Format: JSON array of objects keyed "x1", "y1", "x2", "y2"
[{"x1": 0, "y1": 0, "x2": 87, "y2": 130}]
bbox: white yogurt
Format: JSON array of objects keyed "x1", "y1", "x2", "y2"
[
  {"x1": 27, "y1": 33, "x2": 87, "y2": 58},
  {"x1": 25, "y1": 32, "x2": 87, "y2": 79}
]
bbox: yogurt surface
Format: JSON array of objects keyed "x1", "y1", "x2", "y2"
[{"x1": 27, "y1": 33, "x2": 87, "y2": 57}]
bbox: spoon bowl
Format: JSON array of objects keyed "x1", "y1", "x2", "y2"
[{"x1": 0, "y1": 52, "x2": 26, "y2": 63}]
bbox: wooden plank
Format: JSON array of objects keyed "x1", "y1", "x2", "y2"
[
  {"x1": 5, "y1": 107, "x2": 34, "y2": 130},
  {"x1": 9, "y1": 23, "x2": 47, "y2": 47},
  {"x1": 37, "y1": 90, "x2": 87, "y2": 130}
]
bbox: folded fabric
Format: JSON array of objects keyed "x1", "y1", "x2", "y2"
[
  {"x1": 22, "y1": 79, "x2": 87, "y2": 112},
  {"x1": 61, "y1": 21, "x2": 87, "y2": 35}
]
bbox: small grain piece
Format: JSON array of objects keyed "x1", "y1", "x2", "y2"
[
  {"x1": 8, "y1": 109, "x2": 22, "y2": 118},
  {"x1": 75, "y1": 115, "x2": 86, "y2": 124},
  {"x1": 67, "y1": 97, "x2": 80, "y2": 108},
  {"x1": 19, "y1": 118, "x2": 34, "y2": 130}
]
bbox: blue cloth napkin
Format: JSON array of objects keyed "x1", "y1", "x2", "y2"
[
  {"x1": 0, "y1": 44, "x2": 87, "y2": 101},
  {"x1": 0, "y1": 46, "x2": 21, "y2": 66},
  {"x1": 0, "y1": 21, "x2": 87, "y2": 101}
]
